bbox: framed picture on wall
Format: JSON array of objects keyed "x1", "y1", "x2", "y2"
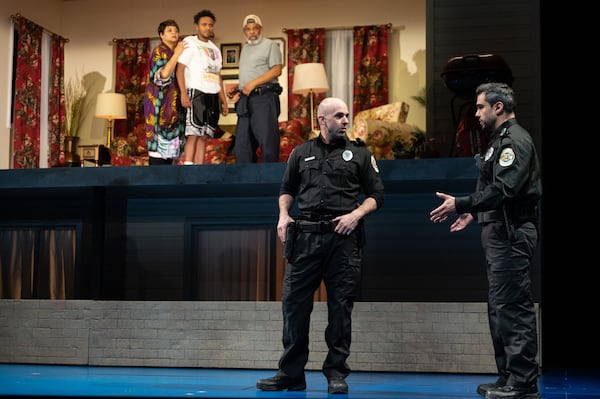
[
  {"x1": 222, "y1": 75, "x2": 239, "y2": 112},
  {"x1": 221, "y1": 43, "x2": 242, "y2": 69},
  {"x1": 270, "y1": 37, "x2": 286, "y2": 67}
]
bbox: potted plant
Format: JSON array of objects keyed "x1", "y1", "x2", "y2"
[{"x1": 63, "y1": 74, "x2": 87, "y2": 166}]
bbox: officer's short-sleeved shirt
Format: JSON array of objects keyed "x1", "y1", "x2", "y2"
[{"x1": 280, "y1": 136, "x2": 384, "y2": 215}]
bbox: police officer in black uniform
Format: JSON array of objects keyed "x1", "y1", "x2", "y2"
[
  {"x1": 256, "y1": 97, "x2": 384, "y2": 395},
  {"x1": 430, "y1": 83, "x2": 542, "y2": 399}
]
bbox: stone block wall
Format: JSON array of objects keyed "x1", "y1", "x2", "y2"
[{"x1": 0, "y1": 300, "x2": 540, "y2": 373}]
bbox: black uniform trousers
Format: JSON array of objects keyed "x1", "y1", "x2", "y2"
[
  {"x1": 277, "y1": 226, "x2": 362, "y2": 380},
  {"x1": 234, "y1": 89, "x2": 280, "y2": 163},
  {"x1": 482, "y1": 220, "x2": 539, "y2": 388}
]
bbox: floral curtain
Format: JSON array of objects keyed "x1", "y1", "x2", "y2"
[
  {"x1": 352, "y1": 25, "x2": 390, "y2": 116},
  {"x1": 12, "y1": 17, "x2": 42, "y2": 169},
  {"x1": 12, "y1": 15, "x2": 66, "y2": 169},
  {"x1": 113, "y1": 38, "x2": 150, "y2": 156},
  {"x1": 286, "y1": 28, "x2": 326, "y2": 138},
  {"x1": 49, "y1": 34, "x2": 67, "y2": 167}
]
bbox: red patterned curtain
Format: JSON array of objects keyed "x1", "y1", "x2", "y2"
[
  {"x1": 113, "y1": 38, "x2": 150, "y2": 155},
  {"x1": 49, "y1": 34, "x2": 67, "y2": 167},
  {"x1": 12, "y1": 17, "x2": 42, "y2": 168},
  {"x1": 12, "y1": 16, "x2": 67, "y2": 168},
  {"x1": 352, "y1": 25, "x2": 390, "y2": 116},
  {"x1": 286, "y1": 28, "x2": 326, "y2": 137}
]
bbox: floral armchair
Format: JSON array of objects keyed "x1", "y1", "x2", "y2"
[
  {"x1": 258, "y1": 117, "x2": 308, "y2": 163},
  {"x1": 200, "y1": 118, "x2": 306, "y2": 164},
  {"x1": 348, "y1": 102, "x2": 425, "y2": 160}
]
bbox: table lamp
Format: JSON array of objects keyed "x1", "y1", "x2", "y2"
[
  {"x1": 292, "y1": 63, "x2": 329, "y2": 132},
  {"x1": 95, "y1": 93, "x2": 127, "y2": 148}
]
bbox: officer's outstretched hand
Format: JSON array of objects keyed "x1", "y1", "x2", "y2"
[
  {"x1": 449, "y1": 213, "x2": 473, "y2": 232},
  {"x1": 430, "y1": 191, "x2": 456, "y2": 223}
]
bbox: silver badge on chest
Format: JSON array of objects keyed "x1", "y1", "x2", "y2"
[{"x1": 342, "y1": 150, "x2": 353, "y2": 161}]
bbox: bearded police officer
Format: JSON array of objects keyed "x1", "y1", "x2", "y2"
[
  {"x1": 430, "y1": 82, "x2": 542, "y2": 399},
  {"x1": 256, "y1": 97, "x2": 384, "y2": 395}
]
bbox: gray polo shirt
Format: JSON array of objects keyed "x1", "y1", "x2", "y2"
[{"x1": 238, "y1": 37, "x2": 282, "y2": 87}]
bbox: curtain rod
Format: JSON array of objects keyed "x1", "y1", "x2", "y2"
[
  {"x1": 111, "y1": 33, "x2": 195, "y2": 43},
  {"x1": 282, "y1": 23, "x2": 402, "y2": 33},
  {"x1": 10, "y1": 13, "x2": 69, "y2": 42},
  {"x1": 112, "y1": 37, "x2": 158, "y2": 43}
]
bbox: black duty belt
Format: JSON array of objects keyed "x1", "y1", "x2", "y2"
[
  {"x1": 478, "y1": 210, "x2": 503, "y2": 224},
  {"x1": 296, "y1": 220, "x2": 337, "y2": 233},
  {"x1": 300, "y1": 211, "x2": 345, "y2": 221},
  {"x1": 477, "y1": 209, "x2": 537, "y2": 225},
  {"x1": 249, "y1": 83, "x2": 283, "y2": 96}
]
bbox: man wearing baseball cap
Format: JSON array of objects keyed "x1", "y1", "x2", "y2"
[
  {"x1": 228, "y1": 14, "x2": 283, "y2": 163},
  {"x1": 242, "y1": 14, "x2": 262, "y2": 27}
]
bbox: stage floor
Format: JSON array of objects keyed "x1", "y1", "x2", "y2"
[{"x1": 0, "y1": 364, "x2": 598, "y2": 398}]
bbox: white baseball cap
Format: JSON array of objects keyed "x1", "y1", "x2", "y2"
[{"x1": 243, "y1": 14, "x2": 262, "y2": 27}]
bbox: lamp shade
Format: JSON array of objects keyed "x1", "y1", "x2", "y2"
[
  {"x1": 292, "y1": 63, "x2": 329, "y2": 95},
  {"x1": 95, "y1": 93, "x2": 127, "y2": 120}
]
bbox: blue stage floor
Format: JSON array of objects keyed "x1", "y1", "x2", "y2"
[{"x1": 0, "y1": 364, "x2": 598, "y2": 398}]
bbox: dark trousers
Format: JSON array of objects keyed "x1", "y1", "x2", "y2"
[
  {"x1": 482, "y1": 220, "x2": 539, "y2": 387},
  {"x1": 234, "y1": 92, "x2": 280, "y2": 163},
  {"x1": 277, "y1": 229, "x2": 362, "y2": 380}
]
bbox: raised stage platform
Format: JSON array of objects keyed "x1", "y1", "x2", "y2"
[{"x1": 0, "y1": 159, "x2": 583, "y2": 370}]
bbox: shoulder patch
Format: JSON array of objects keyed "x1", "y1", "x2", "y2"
[
  {"x1": 370, "y1": 155, "x2": 379, "y2": 173},
  {"x1": 498, "y1": 147, "x2": 515, "y2": 167}
]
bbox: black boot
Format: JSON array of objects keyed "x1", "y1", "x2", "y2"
[
  {"x1": 477, "y1": 377, "x2": 507, "y2": 396},
  {"x1": 327, "y1": 377, "x2": 348, "y2": 394},
  {"x1": 485, "y1": 384, "x2": 540, "y2": 399},
  {"x1": 256, "y1": 374, "x2": 306, "y2": 391}
]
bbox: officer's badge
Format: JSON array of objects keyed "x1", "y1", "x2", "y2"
[
  {"x1": 499, "y1": 148, "x2": 515, "y2": 167},
  {"x1": 342, "y1": 150, "x2": 353, "y2": 161},
  {"x1": 484, "y1": 146, "x2": 494, "y2": 161},
  {"x1": 370, "y1": 155, "x2": 379, "y2": 173}
]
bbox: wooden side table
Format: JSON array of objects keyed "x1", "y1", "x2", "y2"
[{"x1": 79, "y1": 145, "x2": 111, "y2": 166}]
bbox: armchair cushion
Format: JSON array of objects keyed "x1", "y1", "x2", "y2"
[
  {"x1": 349, "y1": 101, "x2": 410, "y2": 142},
  {"x1": 204, "y1": 134, "x2": 235, "y2": 164},
  {"x1": 278, "y1": 118, "x2": 306, "y2": 162},
  {"x1": 359, "y1": 119, "x2": 415, "y2": 160},
  {"x1": 349, "y1": 101, "x2": 419, "y2": 160},
  {"x1": 256, "y1": 118, "x2": 306, "y2": 162}
]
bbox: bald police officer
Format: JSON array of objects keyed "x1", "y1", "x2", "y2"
[{"x1": 257, "y1": 97, "x2": 384, "y2": 394}]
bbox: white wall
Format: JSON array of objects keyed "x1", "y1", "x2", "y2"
[{"x1": 0, "y1": 0, "x2": 426, "y2": 169}]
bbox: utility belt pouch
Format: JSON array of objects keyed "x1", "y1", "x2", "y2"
[
  {"x1": 266, "y1": 83, "x2": 283, "y2": 95},
  {"x1": 283, "y1": 222, "x2": 297, "y2": 260}
]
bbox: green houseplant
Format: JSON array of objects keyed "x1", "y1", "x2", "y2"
[
  {"x1": 63, "y1": 74, "x2": 87, "y2": 166},
  {"x1": 64, "y1": 74, "x2": 87, "y2": 137}
]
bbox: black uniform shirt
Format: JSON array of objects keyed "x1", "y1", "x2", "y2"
[
  {"x1": 455, "y1": 118, "x2": 542, "y2": 219},
  {"x1": 279, "y1": 136, "x2": 384, "y2": 216}
]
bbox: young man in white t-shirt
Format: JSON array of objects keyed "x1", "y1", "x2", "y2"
[{"x1": 176, "y1": 9, "x2": 228, "y2": 165}]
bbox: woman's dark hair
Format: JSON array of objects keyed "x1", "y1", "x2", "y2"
[
  {"x1": 194, "y1": 10, "x2": 216, "y2": 24},
  {"x1": 158, "y1": 19, "x2": 179, "y2": 36}
]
